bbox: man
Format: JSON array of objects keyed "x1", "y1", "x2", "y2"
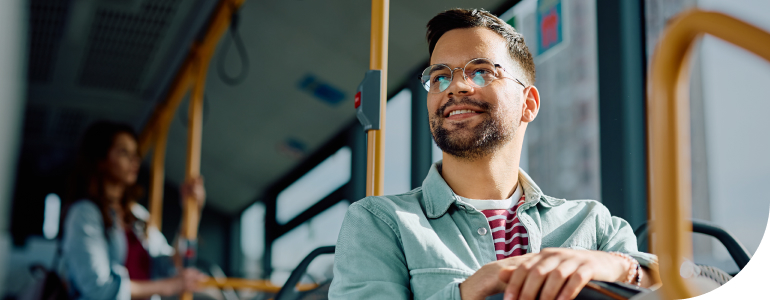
[{"x1": 329, "y1": 8, "x2": 658, "y2": 300}]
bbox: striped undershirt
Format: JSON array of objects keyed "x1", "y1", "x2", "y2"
[{"x1": 457, "y1": 184, "x2": 529, "y2": 260}]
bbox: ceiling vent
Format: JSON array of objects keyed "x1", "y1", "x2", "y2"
[
  {"x1": 78, "y1": 0, "x2": 181, "y2": 94},
  {"x1": 28, "y1": 0, "x2": 72, "y2": 83}
]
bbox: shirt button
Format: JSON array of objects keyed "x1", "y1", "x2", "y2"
[{"x1": 477, "y1": 227, "x2": 488, "y2": 236}]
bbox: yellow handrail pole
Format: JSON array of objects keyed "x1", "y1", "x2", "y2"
[
  {"x1": 200, "y1": 278, "x2": 318, "y2": 293},
  {"x1": 147, "y1": 119, "x2": 171, "y2": 231},
  {"x1": 648, "y1": 10, "x2": 770, "y2": 299},
  {"x1": 138, "y1": 56, "x2": 196, "y2": 157},
  {"x1": 366, "y1": 0, "x2": 389, "y2": 196},
  {"x1": 179, "y1": 0, "x2": 244, "y2": 247},
  {"x1": 141, "y1": 57, "x2": 195, "y2": 234},
  {"x1": 139, "y1": 127, "x2": 156, "y2": 159},
  {"x1": 178, "y1": 1, "x2": 246, "y2": 299},
  {"x1": 182, "y1": 49, "x2": 206, "y2": 241}
]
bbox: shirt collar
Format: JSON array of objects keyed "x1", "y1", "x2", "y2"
[{"x1": 421, "y1": 161, "x2": 564, "y2": 218}]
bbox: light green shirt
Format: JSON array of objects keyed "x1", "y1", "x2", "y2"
[{"x1": 329, "y1": 162, "x2": 657, "y2": 300}]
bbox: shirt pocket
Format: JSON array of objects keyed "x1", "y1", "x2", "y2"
[{"x1": 409, "y1": 268, "x2": 474, "y2": 300}]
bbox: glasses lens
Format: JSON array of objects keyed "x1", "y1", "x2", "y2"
[
  {"x1": 421, "y1": 65, "x2": 452, "y2": 93},
  {"x1": 464, "y1": 59, "x2": 498, "y2": 88}
]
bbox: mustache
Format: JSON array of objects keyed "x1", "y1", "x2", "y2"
[{"x1": 435, "y1": 97, "x2": 492, "y2": 117}]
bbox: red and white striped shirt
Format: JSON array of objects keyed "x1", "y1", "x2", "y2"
[{"x1": 457, "y1": 184, "x2": 529, "y2": 260}]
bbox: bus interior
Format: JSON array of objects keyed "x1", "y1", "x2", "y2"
[{"x1": 1, "y1": 0, "x2": 769, "y2": 299}]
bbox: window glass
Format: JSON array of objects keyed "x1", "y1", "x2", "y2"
[
  {"x1": 384, "y1": 89, "x2": 412, "y2": 195},
  {"x1": 241, "y1": 202, "x2": 266, "y2": 278},
  {"x1": 43, "y1": 193, "x2": 60, "y2": 239},
  {"x1": 696, "y1": 0, "x2": 770, "y2": 273},
  {"x1": 645, "y1": 0, "x2": 770, "y2": 275},
  {"x1": 276, "y1": 147, "x2": 351, "y2": 224},
  {"x1": 241, "y1": 202, "x2": 265, "y2": 260}
]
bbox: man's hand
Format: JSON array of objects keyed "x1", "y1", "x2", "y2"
[
  {"x1": 459, "y1": 249, "x2": 631, "y2": 300},
  {"x1": 460, "y1": 253, "x2": 537, "y2": 300},
  {"x1": 499, "y1": 248, "x2": 631, "y2": 300}
]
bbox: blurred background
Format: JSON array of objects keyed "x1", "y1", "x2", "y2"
[{"x1": 0, "y1": 0, "x2": 768, "y2": 298}]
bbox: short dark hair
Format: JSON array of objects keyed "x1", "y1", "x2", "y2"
[{"x1": 426, "y1": 8, "x2": 536, "y2": 85}]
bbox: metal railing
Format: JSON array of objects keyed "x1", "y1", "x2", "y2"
[
  {"x1": 137, "y1": 0, "x2": 391, "y2": 297},
  {"x1": 647, "y1": 9, "x2": 770, "y2": 299}
]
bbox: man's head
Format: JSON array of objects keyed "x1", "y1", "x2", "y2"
[
  {"x1": 427, "y1": 9, "x2": 535, "y2": 85},
  {"x1": 425, "y1": 8, "x2": 539, "y2": 161}
]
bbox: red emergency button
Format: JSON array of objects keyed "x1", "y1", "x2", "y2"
[{"x1": 355, "y1": 91, "x2": 361, "y2": 109}]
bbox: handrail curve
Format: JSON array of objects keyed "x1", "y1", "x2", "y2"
[
  {"x1": 201, "y1": 278, "x2": 318, "y2": 293},
  {"x1": 648, "y1": 9, "x2": 770, "y2": 299}
]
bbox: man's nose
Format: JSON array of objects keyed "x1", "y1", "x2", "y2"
[{"x1": 446, "y1": 69, "x2": 474, "y2": 95}]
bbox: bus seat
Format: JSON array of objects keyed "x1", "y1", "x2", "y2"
[
  {"x1": 634, "y1": 218, "x2": 752, "y2": 273},
  {"x1": 274, "y1": 246, "x2": 335, "y2": 300}
]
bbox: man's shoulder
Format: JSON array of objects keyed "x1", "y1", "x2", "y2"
[
  {"x1": 351, "y1": 187, "x2": 426, "y2": 216},
  {"x1": 341, "y1": 188, "x2": 427, "y2": 240},
  {"x1": 537, "y1": 194, "x2": 613, "y2": 219},
  {"x1": 554, "y1": 197, "x2": 606, "y2": 209}
]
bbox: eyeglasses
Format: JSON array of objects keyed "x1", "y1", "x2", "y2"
[{"x1": 419, "y1": 58, "x2": 526, "y2": 94}]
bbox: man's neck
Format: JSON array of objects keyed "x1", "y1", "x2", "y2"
[{"x1": 440, "y1": 143, "x2": 520, "y2": 200}]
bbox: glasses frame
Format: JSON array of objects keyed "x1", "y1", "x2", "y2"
[{"x1": 418, "y1": 57, "x2": 527, "y2": 94}]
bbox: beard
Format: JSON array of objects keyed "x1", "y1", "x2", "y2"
[{"x1": 430, "y1": 97, "x2": 516, "y2": 161}]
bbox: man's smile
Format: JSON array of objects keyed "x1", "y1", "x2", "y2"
[
  {"x1": 440, "y1": 102, "x2": 488, "y2": 122},
  {"x1": 446, "y1": 109, "x2": 482, "y2": 121}
]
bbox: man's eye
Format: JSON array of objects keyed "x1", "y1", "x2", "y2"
[
  {"x1": 432, "y1": 75, "x2": 449, "y2": 83},
  {"x1": 471, "y1": 69, "x2": 493, "y2": 76}
]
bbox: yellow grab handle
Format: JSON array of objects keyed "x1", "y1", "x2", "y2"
[
  {"x1": 200, "y1": 278, "x2": 318, "y2": 293},
  {"x1": 648, "y1": 9, "x2": 770, "y2": 299}
]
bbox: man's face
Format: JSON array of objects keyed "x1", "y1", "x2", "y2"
[{"x1": 428, "y1": 27, "x2": 525, "y2": 160}]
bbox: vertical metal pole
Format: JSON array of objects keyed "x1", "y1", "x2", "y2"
[
  {"x1": 132, "y1": 1, "x2": 244, "y2": 297},
  {"x1": 141, "y1": 57, "x2": 195, "y2": 236},
  {"x1": 366, "y1": 0, "x2": 389, "y2": 196},
  {"x1": 184, "y1": 52, "x2": 206, "y2": 242},
  {"x1": 148, "y1": 122, "x2": 171, "y2": 232},
  {"x1": 180, "y1": 50, "x2": 207, "y2": 300},
  {"x1": 139, "y1": 55, "x2": 196, "y2": 158}
]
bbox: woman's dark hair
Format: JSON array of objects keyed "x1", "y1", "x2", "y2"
[
  {"x1": 64, "y1": 120, "x2": 142, "y2": 233},
  {"x1": 426, "y1": 8, "x2": 536, "y2": 85}
]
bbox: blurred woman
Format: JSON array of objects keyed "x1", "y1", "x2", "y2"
[{"x1": 61, "y1": 121, "x2": 207, "y2": 299}]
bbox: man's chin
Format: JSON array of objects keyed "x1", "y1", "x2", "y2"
[
  {"x1": 432, "y1": 125, "x2": 477, "y2": 144},
  {"x1": 440, "y1": 122, "x2": 479, "y2": 134},
  {"x1": 440, "y1": 136, "x2": 479, "y2": 150}
]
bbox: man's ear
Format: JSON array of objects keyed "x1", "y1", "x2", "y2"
[{"x1": 521, "y1": 85, "x2": 540, "y2": 123}]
